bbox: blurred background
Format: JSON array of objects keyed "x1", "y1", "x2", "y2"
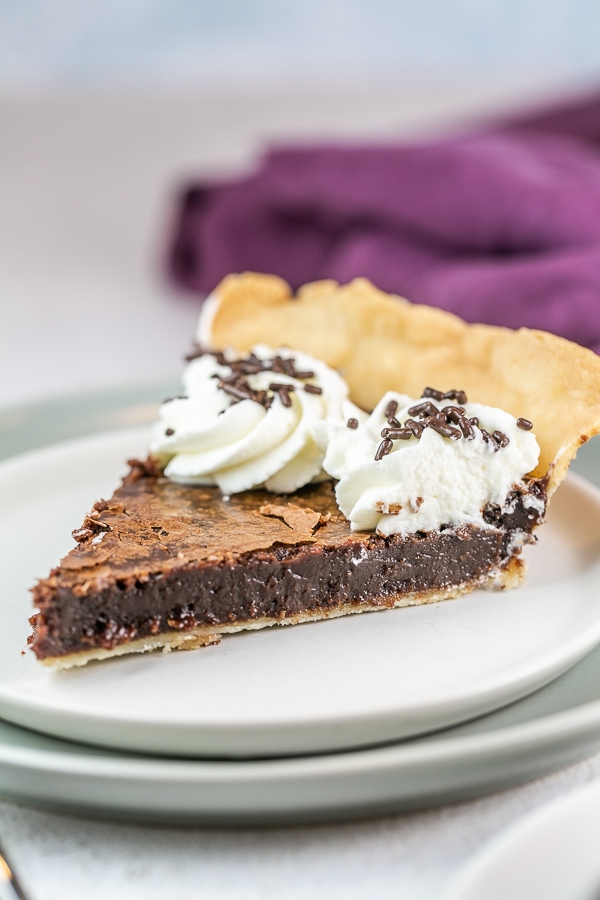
[
  {"x1": 3, "y1": 0, "x2": 600, "y2": 90},
  {"x1": 2, "y1": 0, "x2": 600, "y2": 407}
]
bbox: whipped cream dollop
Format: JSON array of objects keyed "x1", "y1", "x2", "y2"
[
  {"x1": 151, "y1": 345, "x2": 354, "y2": 494},
  {"x1": 314, "y1": 389, "x2": 542, "y2": 535}
]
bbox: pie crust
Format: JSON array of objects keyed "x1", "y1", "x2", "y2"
[{"x1": 29, "y1": 275, "x2": 600, "y2": 667}]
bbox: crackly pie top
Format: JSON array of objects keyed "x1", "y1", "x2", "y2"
[{"x1": 198, "y1": 273, "x2": 600, "y2": 498}]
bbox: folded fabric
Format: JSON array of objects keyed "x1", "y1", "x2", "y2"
[{"x1": 168, "y1": 91, "x2": 600, "y2": 353}]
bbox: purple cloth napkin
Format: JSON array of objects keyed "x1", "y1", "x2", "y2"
[{"x1": 168, "y1": 91, "x2": 600, "y2": 353}]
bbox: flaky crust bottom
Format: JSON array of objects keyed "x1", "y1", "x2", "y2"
[{"x1": 40, "y1": 556, "x2": 525, "y2": 669}]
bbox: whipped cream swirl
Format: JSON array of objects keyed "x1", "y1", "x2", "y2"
[
  {"x1": 151, "y1": 345, "x2": 354, "y2": 494},
  {"x1": 314, "y1": 390, "x2": 542, "y2": 535}
]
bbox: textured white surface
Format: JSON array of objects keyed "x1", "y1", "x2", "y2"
[
  {"x1": 2, "y1": 82, "x2": 600, "y2": 898},
  {"x1": 1, "y1": 758, "x2": 600, "y2": 900}
]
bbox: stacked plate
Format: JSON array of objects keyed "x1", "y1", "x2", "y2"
[
  {"x1": 442, "y1": 781, "x2": 600, "y2": 900},
  {"x1": 1, "y1": 384, "x2": 600, "y2": 825}
]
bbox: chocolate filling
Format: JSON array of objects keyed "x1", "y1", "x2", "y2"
[{"x1": 30, "y1": 467, "x2": 546, "y2": 661}]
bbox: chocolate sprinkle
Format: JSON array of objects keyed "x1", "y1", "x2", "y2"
[
  {"x1": 479, "y1": 428, "x2": 492, "y2": 444},
  {"x1": 385, "y1": 428, "x2": 413, "y2": 441},
  {"x1": 423, "y1": 387, "x2": 468, "y2": 405},
  {"x1": 385, "y1": 399, "x2": 399, "y2": 418},
  {"x1": 517, "y1": 417, "x2": 533, "y2": 431},
  {"x1": 456, "y1": 417, "x2": 475, "y2": 440},
  {"x1": 271, "y1": 355, "x2": 296, "y2": 377},
  {"x1": 347, "y1": 418, "x2": 359, "y2": 429},
  {"x1": 443, "y1": 406, "x2": 475, "y2": 440},
  {"x1": 444, "y1": 389, "x2": 468, "y2": 405},
  {"x1": 276, "y1": 391, "x2": 293, "y2": 408},
  {"x1": 426, "y1": 418, "x2": 462, "y2": 440},
  {"x1": 303, "y1": 384, "x2": 323, "y2": 394},
  {"x1": 492, "y1": 430, "x2": 510, "y2": 448},
  {"x1": 407, "y1": 400, "x2": 440, "y2": 418},
  {"x1": 422, "y1": 387, "x2": 444, "y2": 401},
  {"x1": 269, "y1": 382, "x2": 295, "y2": 407},
  {"x1": 165, "y1": 428, "x2": 175, "y2": 436},
  {"x1": 375, "y1": 438, "x2": 394, "y2": 460},
  {"x1": 221, "y1": 381, "x2": 256, "y2": 402},
  {"x1": 218, "y1": 372, "x2": 243, "y2": 386},
  {"x1": 405, "y1": 419, "x2": 425, "y2": 437}
]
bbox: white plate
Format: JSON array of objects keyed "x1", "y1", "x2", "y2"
[
  {"x1": 443, "y1": 781, "x2": 600, "y2": 900},
  {"x1": 2, "y1": 427, "x2": 600, "y2": 758},
  {"x1": 1, "y1": 641, "x2": 600, "y2": 825}
]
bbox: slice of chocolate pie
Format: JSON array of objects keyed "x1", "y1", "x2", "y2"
[{"x1": 30, "y1": 276, "x2": 600, "y2": 668}]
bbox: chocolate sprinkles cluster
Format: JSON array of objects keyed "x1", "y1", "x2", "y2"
[
  {"x1": 370, "y1": 387, "x2": 533, "y2": 462},
  {"x1": 172, "y1": 346, "x2": 322, "y2": 415}
]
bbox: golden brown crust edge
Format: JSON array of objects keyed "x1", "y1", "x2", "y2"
[{"x1": 208, "y1": 273, "x2": 600, "y2": 498}]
